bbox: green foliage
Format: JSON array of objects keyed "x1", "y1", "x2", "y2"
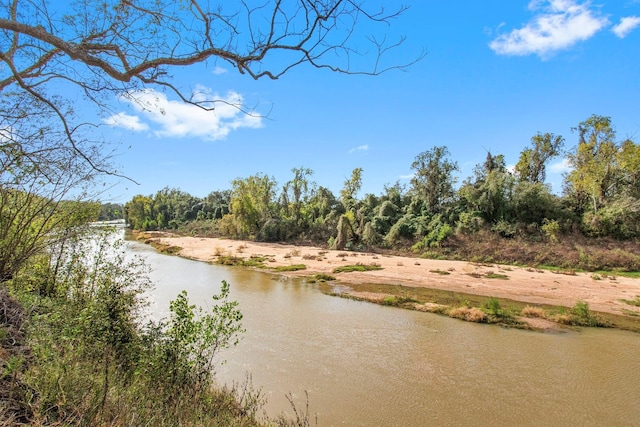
[
  {"x1": 385, "y1": 213, "x2": 420, "y2": 244},
  {"x1": 9, "y1": 232, "x2": 255, "y2": 425},
  {"x1": 273, "y1": 264, "x2": 307, "y2": 272},
  {"x1": 257, "y1": 218, "x2": 286, "y2": 242},
  {"x1": 541, "y1": 218, "x2": 560, "y2": 242},
  {"x1": 565, "y1": 115, "x2": 619, "y2": 214},
  {"x1": 230, "y1": 174, "x2": 278, "y2": 238},
  {"x1": 340, "y1": 167, "x2": 363, "y2": 211},
  {"x1": 455, "y1": 211, "x2": 484, "y2": 234},
  {"x1": 622, "y1": 296, "x2": 640, "y2": 307},
  {"x1": 148, "y1": 281, "x2": 244, "y2": 394},
  {"x1": 97, "y1": 202, "x2": 124, "y2": 221},
  {"x1": 485, "y1": 297, "x2": 502, "y2": 316},
  {"x1": 334, "y1": 214, "x2": 353, "y2": 250},
  {"x1": 410, "y1": 146, "x2": 459, "y2": 214},
  {"x1": 515, "y1": 132, "x2": 564, "y2": 184},
  {"x1": 412, "y1": 215, "x2": 453, "y2": 251},
  {"x1": 581, "y1": 197, "x2": 640, "y2": 238},
  {"x1": 121, "y1": 114, "x2": 640, "y2": 256},
  {"x1": 333, "y1": 264, "x2": 383, "y2": 273},
  {"x1": 362, "y1": 221, "x2": 383, "y2": 246},
  {"x1": 458, "y1": 163, "x2": 515, "y2": 225},
  {"x1": 485, "y1": 272, "x2": 509, "y2": 280},
  {"x1": 512, "y1": 181, "x2": 560, "y2": 226},
  {"x1": 569, "y1": 300, "x2": 606, "y2": 327},
  {"x1": 491, "y1": 220, "x2": 517, "y2": 238}
]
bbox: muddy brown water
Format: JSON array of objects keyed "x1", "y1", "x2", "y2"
[{"x1": 128, "y1": 238, "x2": 640, "y2": 426}]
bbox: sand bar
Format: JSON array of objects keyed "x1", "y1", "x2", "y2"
[{"x1": 145, "y1": 233, "x2": 640, "y2": 318}]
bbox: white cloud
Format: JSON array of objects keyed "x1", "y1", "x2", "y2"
[
  {"x1": 110, "y1": 88, "x2": 262, "y2": 141},
  {"x1": 612, "y1": 16, "x2": 640, "y2": 38},
  {"x1": 549, "y1": 158, "x2": 572, "y2": 173},
  {"x1": 212, "y1": 66, "x2": 228, "y2": 75},
  {"x1": 103, "y1": 112, "x2": 149, "y2": 131},
  {"x1": 348, "y1": 144, "x2": 369, "y2": 153},
  {"x1": 489, "y1": 0, "x2": 609, "y2": 58}
]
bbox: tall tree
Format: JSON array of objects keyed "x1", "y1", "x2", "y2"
[
  {"x1": 410, "y1": 146, "x2": 459, "y2": 214},
  {"x1": 230, "y1": 173, "x2": 276, "y2": 238},
  {"x1": 515, "y1": 132, "x2": 564, "y2": 184},
  {"x1": 340, "y1": 167, "x2": 363, "y2": 211},
  {"x1": 282, "y1": 167, "x2": 314, "y2": 228},
  {"x1": 565, "y1": 115, "x2": 618, "y2": 213}
]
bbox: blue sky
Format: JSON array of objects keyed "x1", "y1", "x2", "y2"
[{"x1": 100, "y1": 0, "x2": 640, "y2": 203}]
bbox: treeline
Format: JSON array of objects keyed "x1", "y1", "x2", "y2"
[{"x1": 125, "y1": 115, "x2": 640, "y2": 250}]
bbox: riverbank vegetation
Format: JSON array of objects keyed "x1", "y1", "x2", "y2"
[
  {"x1": 124, "y1": 115, "x2": 640, "y2": 274},
  {"x1": 0, "y1": 230, "x2": 276, "y2": 425}
]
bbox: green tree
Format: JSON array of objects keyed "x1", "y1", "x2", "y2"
[
  {"x1": 340, "y1": 167, "x2": 363, "y2": 212},
  {"x1": 281, "y1": 167, "x2": 315, "y2": 229},
  {"x1": 410, "y1": 146, "x2": 459, "y2": 214},
  {"x1": 230, "y1": 173, "x2": 277, "y2": 238},
  {"x1": 515, "y1": 132, "x2": 564, "y2": 184},
  {"x1": 124, "y1": 195, "x2": 153, "y2": 230},
  {"x1": 565, "y1": 115, "x2": 618, "y2": 214},
  {"x1": 617, "y1": 139, "x2": 640, "y2": 199},
  {"x1": 459, "y1": 153, "x2": 514, "y2": 225}
]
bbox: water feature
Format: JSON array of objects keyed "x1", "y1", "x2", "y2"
[{"x1": 127, "y1": 237, "x2": 640, "y2": 426}]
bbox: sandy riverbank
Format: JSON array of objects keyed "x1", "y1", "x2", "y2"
[{"x1": 143, "y1": 233, "x2": 640, "y2": 320}]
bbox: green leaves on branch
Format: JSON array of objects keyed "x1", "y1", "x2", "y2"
[{"x1": 151, "y1": 281, "x2": 244, "y2": 393}]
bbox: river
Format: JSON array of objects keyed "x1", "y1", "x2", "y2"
[{"x1": 127, "y1": 236, "x2": 640, "y2": 426}]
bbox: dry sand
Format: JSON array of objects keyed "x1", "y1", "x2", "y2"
[{"x1": 146, "y1": 233, "x2": 640, "y2": 318}]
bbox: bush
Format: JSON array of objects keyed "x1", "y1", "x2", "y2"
[{"x1": 5, "y1": 231, "x2": 257, "y2": 426}]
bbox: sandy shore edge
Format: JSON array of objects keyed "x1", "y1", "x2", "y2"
[{"x1": 139, "y1": 232, "x2": 640, "y2": 328}]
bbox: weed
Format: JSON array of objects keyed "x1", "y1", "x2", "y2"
[
  {"x1": 430, "y1": 269, "x2": 451, "y2": 275},
  {"x1": 485, "y1": 297, "x2": 502, "y2": 316},
  {"x1": 382, "y1": 296, "x2": 417, "y2": 306},
  {"x1": 332, "y1": 264, "x2": 383, "y2": 273},
  {"x1": 287, "y1": 248, "x2": 301, "y2": 257},
  {"x1": 448, "y1": 306, "x2": 488, "y2": 323},
  {"x1": 274, "y1": 264, "x2": 307, "y2": 272},
  {"x1": 622, "y1": 296, "x2": 640, "y2": 307},
  {"x1": 521, "y1": 306, "x2": 546, "y2": 318},
  {"x1": 307, "y1": 274, "x2": 336, "y2": 283},
  {"x1": 567, "y1": 301, "x2": 609, "y2": 327}
]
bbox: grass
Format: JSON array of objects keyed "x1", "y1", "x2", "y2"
[
  {"x1": 333, "y1": 263, "x2": 383, "y2": 273},
  {"x1": 273, "y1": 264, "x2": 307, "y2": 272},
  {"x1": 485, "y1": 272, "x2": 509, "y2": 280},
  {"x1": 381, "y1": 296, "x2": 418, "y2": 306},
  {"x1": 621, "y1": 295, "x2": 640, "y2": 307},
  {"x1": 149, "y1": 241, "x2": 182, "y2": 255},
  {"x1": 216, "y1": 255, "x2": 268, "y2": 268},
  {"x1": 305, "y1": 273, "x2": 336, "y2": 283},
  {"x1": 429, "y1": 269, "x2": 451, "y2": 275}
]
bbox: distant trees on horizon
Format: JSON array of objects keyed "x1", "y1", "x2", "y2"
[{"x1": 124, "y1": 114, "x2": 640, "y2": 247}]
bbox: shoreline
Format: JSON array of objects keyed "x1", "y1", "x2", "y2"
[{"x1": 137, "y1": 232, "x2": 640, "y2": 331}]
